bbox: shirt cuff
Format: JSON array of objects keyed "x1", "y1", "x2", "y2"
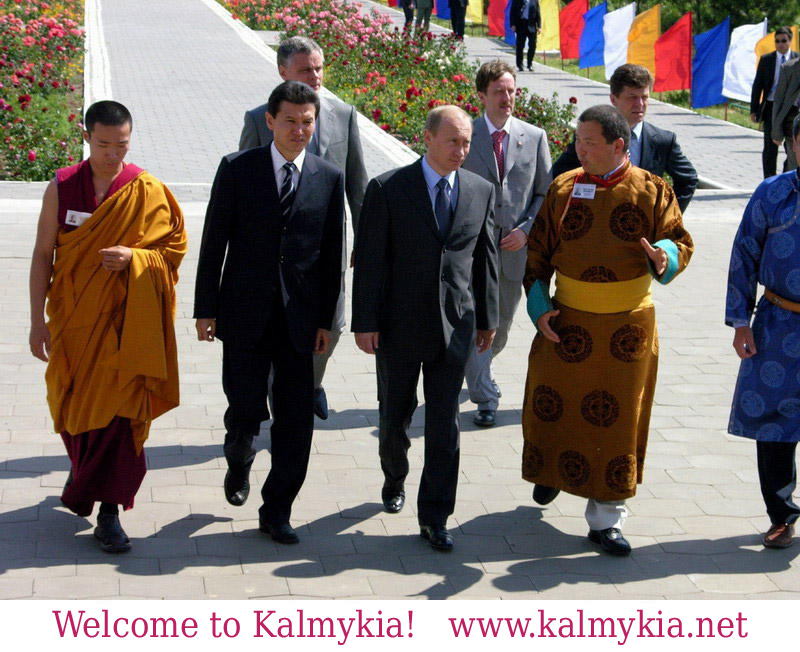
[
  {"x1": 651, "y1": 239, "x2": 680, "y2": 285},
  {"x1": 526, "y1": 279, "x2": 553, "y2": 328}
]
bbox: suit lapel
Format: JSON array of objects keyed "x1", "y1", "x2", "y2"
[
  {"x1": 317, "y1": 96, "x2": 334, "y2": 158},
  {"x1": 400, "y1": 159, "x2": 444, "y2": 242},
  {"x1": 449, "y1": 170, "x2": 476, "y2": 241},
  {"x1": 262, "y1": 147, "x2": 280, "y2": 209},
  {"x1": 505, "y1": 117, "x2": 524, "y2": 177},
  {"x1": 287, "y1": 154, "x2": 320, "y2": 223},
  {"x1": 472, "y1": 118, "x2": 499, "y2": 184},
  {"x1": 639, "y1": 122, "x2": 653, "y2": 171}
]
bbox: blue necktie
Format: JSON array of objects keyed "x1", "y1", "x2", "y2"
[
  {"x1": 279, "y1": 161, "x2": 295, "y2": 219},
  {"x1": 434, "y1": 177, "x2": 453, "y2": 236}
]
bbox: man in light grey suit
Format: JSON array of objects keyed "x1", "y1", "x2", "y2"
[
  {"x1": 772, "y1": 43, "x2": 800, "y2": 171},
  {"x1": 461, "y1": 60, "x2": 551, "y2": 427},
  {"x1": 239, "y1": 36, "x2": 369, "y2": 419}
]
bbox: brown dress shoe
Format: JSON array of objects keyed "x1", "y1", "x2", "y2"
[{"x1": 763, "y1": 523, "x2": 795, "y2": 549}]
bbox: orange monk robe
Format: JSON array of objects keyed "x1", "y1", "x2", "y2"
[{"x1": 45, "y1": 172, "x2": 187, "y2": 453}]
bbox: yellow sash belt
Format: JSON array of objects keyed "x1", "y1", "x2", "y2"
[{"x1": 554, "y1": 271, "x2": 652, "y2": 314}]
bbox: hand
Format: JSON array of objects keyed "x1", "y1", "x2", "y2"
[
  {"x1": 500, "y1": 228, "x2": 527, "y2": 251},
  {"x1": 355, "y1": 331, "x2": 379, "y2": 354},
  {"x1": 536, "y1": 309, "x2": 560, "y2": 343},
  {"x1": 640, "y1": 237, "x2": 667, "y2": 276},
  {"x1": 773, "y1": 138, "x2": 783, "y2": 146},
  {"x1": 29, "y1": 321, "x2": 51, "y2": 362},
  {"x1": 314, "y1": 329, "x2": 331, "y2": 355},
  {"x1": 195, "y1": 318, "x2": 217, "y2": 342},
  {"x1": 476, "y1": 329, "x2": 496, "y2": 353},
  {"x1": 98, "y1": 245, "x2": 132, "y2": 271},
  {"x1": 733, "y1": 325, "x2": 757, "y2": 359},
  {"x1": 750, "y1": 113, "x2": 759, "y2": 123}
]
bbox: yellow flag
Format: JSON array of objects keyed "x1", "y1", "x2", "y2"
[
  {"x1": 627, "y1": 5, "x2": 660, "y2": 77},
  {"x1": 539, "y1": 0, "x2": 560, "y2": 51},
  {"x1": 756, "y1": 27, "x2": 800, "y2": 59},
  {"x1": 467, "y1": 0, "x2": 483, "y2": 25}
]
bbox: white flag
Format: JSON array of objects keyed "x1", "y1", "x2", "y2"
[
  {"x1": 603, "y1": 2, "x2": 637, "y2": 80},
  {"x1": 722, "y1": 19, "x2": 767, "y2": 102}
]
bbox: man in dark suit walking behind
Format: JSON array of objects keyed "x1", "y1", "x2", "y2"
[
  {"x1": 195, "y1": 81, "x2": 344, "y2": 545},
  {"x1": 751, "y1": 27, "x2": 799, "y2": 178},
  {"x1": 449, "y1": 0, "x2": 469, "y2": 39},
  {"x1": 552, "y1": 64, "x2": 697, "y2": 213},
  {"x1": 352, "y1": 106, "x2": 499, "y2": 552},
  {"x1": 510, "y1": 0, "x2": 541, "y2": 72}
]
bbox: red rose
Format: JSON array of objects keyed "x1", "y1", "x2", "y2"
[
  {"x1": 27, "y1": 150, "x2": 36, "y2": 161},
  {"x1": 569, "y1": 97, "x2": 578, "y2": 104}
]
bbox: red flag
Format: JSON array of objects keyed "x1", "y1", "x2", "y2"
[
  {"x1": 560, "y1": 0, "x2": 589, "y2": 59},
  {"x1": 654, "y1": 12, "x2": 692, "y2": 92},
  {"x1": 488, "y1": 0, "x2": 507, "y2": 37},
  {"x1": 388, "y1": 0, "x2": 398, "y2": 6}
]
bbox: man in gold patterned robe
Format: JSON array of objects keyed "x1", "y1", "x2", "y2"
[{"x1": 522, "y1": 105, "x2": 693, "y2": 556}]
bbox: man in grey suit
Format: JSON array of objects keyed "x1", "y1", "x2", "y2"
[
  {"x1": 772, "y1": 36, "x2": 800, "y2": 171},
  {"x1": 461, "y1": 60, "x2": 551, "y2": 428},
  {"x1": 352, "y1": 106, "x2": 498, "y2": 551},
  {"x1": 239, "y1": 36, "x2": 369, "y2": 419}
]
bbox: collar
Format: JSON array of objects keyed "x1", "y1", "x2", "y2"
[
  {"x1": 581, "y1": 159, "x2": 631, "y2": 187},
  {"x1": 270, "y1": 141, "x2": 306, "y2": 176},
  {"x1": 421, "y1": 155, "x2": 457, "y2": 190},
  {"x1": 630, "y1": 121, "x2": 644, "y2": 140},
  {"x1": 484, "y1": 113, "x2": 512, "y2": 135}
]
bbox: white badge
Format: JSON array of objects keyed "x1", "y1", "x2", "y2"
[
  {"x1": 64, "y1": 209, "x2": 92, "y2": 227},
  {"x1": 571, "y1": 183, "x2": 596, "y2": 200}
]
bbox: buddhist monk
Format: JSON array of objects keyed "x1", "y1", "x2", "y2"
[{"x1": 28, "y1": 100, "x2": 187, "y2": 553}]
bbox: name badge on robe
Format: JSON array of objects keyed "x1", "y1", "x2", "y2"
[
  {"x1": 571, "y1": 183, "x2": 596, "y2": 200},
  {"x1": 65, "y1": 210, "x2": 92, "y2": 227}
]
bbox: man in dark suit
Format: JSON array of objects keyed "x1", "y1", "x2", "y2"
[
  {"x1": 239, "y1": 36, "x2": 368, "y2": 420},
  {"x1": 510, "y1": 0, "x2": 541, "y2": 72},
  {"x1": 772, "y1": 31, "x2": 800, "y2": 171},
  {"x1": 552, "y1": 64, "x2": 697, "y2": 213},
  {"x1": 195, "y1": 81, "x2": 344, "y2": 545},
  {"x1": 751, "y1": 27, "x2": 799, "y2": 178},
  {"x1": 352, "y1": 106, "x2": 499, "y2": 552},
  {"x1": 448, "y1": 0, "x2": 468, "y2": 38}
]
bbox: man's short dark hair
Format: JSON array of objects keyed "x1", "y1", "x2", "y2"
[
  {"x1": 277, "y1": 36, "x2": 323, "y2": 68},
  {"x1": 475, "y1": 60, "x2": 516, "y2": 94},
  {"x1": 776, "y1": 26, "x2": 793, "y2": 40},
  {"x1": 609, "y1": 63, "x2": 652, "y2": 96},
  {"x1": 267, "y1": 81, "x2": 320, "y2": 118},
  {"x1": 84, "y1": 100, "x2": 132, "y2": 132},
  {"x1": 579, "y1": 105, "x2": 630, "y2": 151}
]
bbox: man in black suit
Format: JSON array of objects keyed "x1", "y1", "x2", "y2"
[
  {"x1": 448, "y1": 0, "x2": 468, "y2": 38},
  {"x1": 194, "y1": 81, "x2": 344, "y2": 545},
  {"x1": 552, "y1": 64, "x2": 698, "y2": 213},
  {"x1": 510, "y1": 0, "x2": 541, "y2": 72},
  {"x1": 751, "y1": 27, "x2": 799, "y2": 178},
  {"x1": 352, "y1": 105, "x2": 499, "y2": 552}
]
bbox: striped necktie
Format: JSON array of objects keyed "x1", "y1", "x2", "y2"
[
  {"x1": 434, "y1": 177, "x2": 453, "y2": 235},
  {"x1": 279, "y1": 161, "x2": 296, "y2": 218}
]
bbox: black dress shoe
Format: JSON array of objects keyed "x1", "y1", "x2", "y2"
[
  {"x1": 517, "y1": 66, "x2": 524, "y2": 72},
  {"x1": 588, "y1": 527, "x2": 631, "y2": 556},
  {"x1": 473, "y1": 409, "x2": 496, "y2": 427},
  {"x1": 259, "y1": 521, "x2": 300, "y2": 544},
  {"x1": 224, "y1": 470, "x2": 250, "y2": 506},
  {"x1": 94, "y1": 514, "x2": 131, "y2": 553},
  {"x1": 381, "y1": 489, "x2": 405, "y2": 514},
  {"x1": 420, "y1": 525, "x2": 454, "y2": 551},
  {"x1": 532, "y1": 484, "x2": 560, "y2": 505},
  {"x1": 314, "y1": 387, "x2": 329, "y2": 420}
]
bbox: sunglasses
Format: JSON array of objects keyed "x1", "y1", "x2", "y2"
[{"x1": 776, "y1": 39, "x2": 790, "y2": 44}]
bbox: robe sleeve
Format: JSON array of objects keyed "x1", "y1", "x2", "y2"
[
  {"x1": 524, "y1": 183, "x2": 561, "y2": 327},
  {"x1": 649, "y1": 175, "x2": 693, "y2": 285},
  {"x1": 725, "y1": 185, "x2": 768, "y2": 328}
]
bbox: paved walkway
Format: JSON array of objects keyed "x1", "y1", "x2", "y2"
[{"x1": 1, "y1": 0, "x2": 799, "y2": 600}]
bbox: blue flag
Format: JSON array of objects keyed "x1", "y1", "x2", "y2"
[
  {"x1": 437, "y1": 0, "x2": 451, "y2": 20},
  {"x1": 579, "y1": 2, "x2": 607, "y2": 69},
  {"x1": 504, "y1": 0, "x2": 516, "y2": 46},
  {"x1": 692, "y1": 17, "x2": 730, "y2": 109}
]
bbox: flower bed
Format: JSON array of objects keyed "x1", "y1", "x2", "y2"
[
  {"x1": 222, "y1": 0, "x2": 574, "y2": 157},
  {"x1": 1, "y1": 1, "x2": 84, "y2": 181}
]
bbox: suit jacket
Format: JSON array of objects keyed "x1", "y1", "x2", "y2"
[
  {"x1": 772, "y1": 57, "x2": 800, "y2": 140},
  {"x1": 551, "y1": 121, "x2": 698, "y2": 213},
  {"x1": 239, "y1": 95, "x2": 367, "y2": 235},
  {"x1": 448, "y1": 0, "x2": 468, "y2": 8},
  {"x1": 751, "y1": 51, "x2": 799, "y2": 120},
  {"x1": 461, "y1": 115, "x2": 551, "y2": 281},
  {"x1": 352, "y1": 160, "x2": 499, "y2": 363},
  {"x1": 194, "y1": 146, "x2": 345, "y2": 352},
  {"x1": 510, "y1": 0, "x2": 541, "y2": 32}
]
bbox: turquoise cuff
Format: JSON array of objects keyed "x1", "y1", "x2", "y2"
[
  {"x1": 652, "y1": 239, "x2": 680, "y2": 285},
  {"x1": 527, "y1": 279, "x2": 553, "y2": 328}
]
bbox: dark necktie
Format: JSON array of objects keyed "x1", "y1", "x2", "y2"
[
  {"x1": 434, "y1": 177, "x2": 453, "y2": 236},
  {"x1": 279, "y1": 161, "x2": 295, "y2": 218},
  {"x1": 492, "y1": 129, "x2": 506, "y2": 182}
]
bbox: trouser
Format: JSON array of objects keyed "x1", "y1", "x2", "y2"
[
  {"x1": 585, "y1": 499, "x2": 628, "y2": 530},
  {"x1": 376, "y1": 345, "x2": 466, "y2": 527},
  {"x1": 761, "y1": 101, "x2": 780, "y2": 178},
  {"x1": 221, "y1": 305, "x2": 315, "y2": 526},
  {"x1": 516, "y1": 30, "x2": 537, "y2": 69},
  {"x1": 756, "y1": 440, "x2": 800, "y2": 526},
  {"x1": 464, "y1": 273, "x2": 523, "y2": 410},
  {"x1": 415, "y1": 7, "x2": 431, "y2": 30},
  {"x1": 312, "y1": 273, "x2": 346, "y2": 389},
  {"x1": 401, "y1": 5, "x2": 413, "y2": 27},
  {"x1": 450, "y1": 4, "x2": 466, "y2": 37},
  {"x1": 781, "y1": 106, "x2": 799, "y2": 170}
]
